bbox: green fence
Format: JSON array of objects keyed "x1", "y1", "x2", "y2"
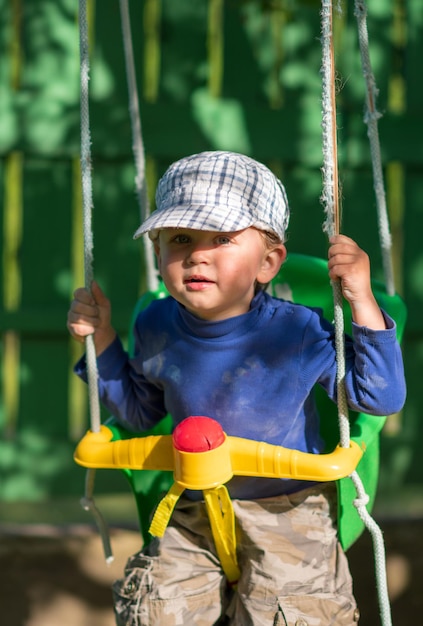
[{"x1": 1, "y1": 0, "x2": 422, "y2": 523}]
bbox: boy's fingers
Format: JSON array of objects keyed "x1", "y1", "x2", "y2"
[
  {"x1": 66, "y1": 318, "x2": 93, "y2": 341},
  {"x1": 69, "y1": 299, "x2": 99, "y2": 320},
  {"x1": 71, "y1": 283, "x2": 110, "y2": 309},
  {"x1": 73, "y1": 286, "x2": 95, "y2": 305},
  {"x1": 91, "y1": 281, "x2": 110, "y2": 307}
]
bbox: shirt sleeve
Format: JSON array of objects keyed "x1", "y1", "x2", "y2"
[
  {"x1": 302, "y1": 308, "x2": 406, "y2": 417},
  {"x1": 74, "y1": 334, "x2": 168, "y2": 432},
  {"x1": 345, "y1": 310, "x2": 406, "y2": 415}
]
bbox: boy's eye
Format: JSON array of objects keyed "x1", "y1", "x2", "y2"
[
  {"x1": 216, "y1": 235, "x2": 231, "y2": 245},
  {"x1": 172, "y1": 234, "x2": 191, "y2": 244}
]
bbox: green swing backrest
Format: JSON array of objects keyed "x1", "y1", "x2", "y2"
[{"x1": 108, "y1": 253, "x2": 407, "y2": 550}]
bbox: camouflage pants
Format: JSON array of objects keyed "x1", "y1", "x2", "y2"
[{"x1": 113, "y1": 483, "x2": 360, "y2": 626}]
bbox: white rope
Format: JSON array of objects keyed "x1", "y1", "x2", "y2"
[
  {"x1": 352, "y1": 3, "x2": 394, "y2": 622},
  {"x1": 119, "y1": 0, "x2": 159, "y2": 292},
  {"x1": 320, "y1": 0, "x2": 350, "y2": 447},
  {"x1": 320, "y1": 3, "x2": 392, "y2": 624},
  {"x1": 79, "y1": 0, "x2": 113, "y2": 564},
  {"x1": 79, "y1": 0, "x2": 101, "y2": 435},
  {"x1": 320, "y1": 0, "x2": 338, "y2": 239},
  {"x1": 354, "y1": 0, "x2": 395, "y2": 296},
  {"x1": 351, "y1": 470, "x2": 392, "y2": 626},
  {"x1": 332, "y1": 282, "x2": 351, "y2": 448},
  {"x1": 81, "y1": 469, "x2": 113, "y2": 564}
]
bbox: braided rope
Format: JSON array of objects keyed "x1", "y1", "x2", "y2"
[
  {"x1": 351, "y1": 470, "x2": 392, "y2": 626},
  {"x1": 119, "y1": 0, "x2": 159, "y2": 292},
  {"x1": 352, "y1": 3, "x2": 393, "y2": 622},
  {"x1": 79, "y1": 0, "x2": 101, "y2": 435},
  {"x1": 354, "y1": 0, "x2": 395, "y2": 295},
  {"x1": 78, "y1": 0, "x2": 113, "y2": 563},
  {"x1": 320, "y1": 3, "x2": 392, "y2": 624},
  {"x1": 320, "y1": 0, "x2": 350, "y2": 446}
]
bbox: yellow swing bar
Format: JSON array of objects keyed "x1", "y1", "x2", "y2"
[
  {"x1": 74, "y1": 421, "x2": 364, "y2": 484},
  {"x1": 74, "y1": 415, "x2": 364, "y2": 585}
]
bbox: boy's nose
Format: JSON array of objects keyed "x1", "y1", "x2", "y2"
[{"x1": 186, "y1": 245, "x2": 210, "y2": 264}]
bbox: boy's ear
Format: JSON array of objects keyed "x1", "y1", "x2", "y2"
[{"x1": 257, "y1": 244, "x2": 287, "y2": 284}]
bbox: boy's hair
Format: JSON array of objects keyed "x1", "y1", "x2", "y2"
[
  {"x1": 134, "y1": 151, "x2": 290, "y2": 242},
  {"x1": 259, "y1": 229, "x2": 283, "y2": 248}
]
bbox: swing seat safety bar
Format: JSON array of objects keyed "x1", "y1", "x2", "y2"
[{"x1": 74, "y1": 416, "x2": 364, "y2": 489}]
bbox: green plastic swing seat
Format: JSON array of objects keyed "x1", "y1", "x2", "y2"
[{"x1": 105, "y1": 252, "x2": 407, "y2": 551}]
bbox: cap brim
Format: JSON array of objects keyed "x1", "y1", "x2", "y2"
[{"x1": 133, "y1": 204, "x2": 255, "y2": 239}]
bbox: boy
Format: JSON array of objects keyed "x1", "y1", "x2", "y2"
[{"x1": 68, "y1": 151, "x2": 405, "y2": 625}]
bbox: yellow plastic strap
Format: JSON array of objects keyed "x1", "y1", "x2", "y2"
[
  {"x1": 149, "y1": 481, "x2": 240, "y2": 584},
  {"x1": 204, "y1": 485, "x2": 241, "y2": 585},
  {"x1": 148, "y1": 482, "x2": 185, "y2": 538}
]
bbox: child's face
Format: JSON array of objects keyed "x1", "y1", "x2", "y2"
[{"x1": 154, "y1": 227, "x2": 286, "y2": 321}]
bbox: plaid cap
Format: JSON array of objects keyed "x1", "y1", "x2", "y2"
[{"x1": 133, "y1": 151, "x2": 290, "y2": 241}]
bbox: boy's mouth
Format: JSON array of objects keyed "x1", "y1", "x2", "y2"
[{"x1": 184, "y1": 275, "x2": 214, "y2": 286}]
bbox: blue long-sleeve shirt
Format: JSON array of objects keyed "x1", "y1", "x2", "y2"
[{"x1": 76, "y1": 289, "x2": 406, "y2": 499}]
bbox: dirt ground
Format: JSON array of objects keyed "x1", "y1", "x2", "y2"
[{"x1": 1, "y1": 519, "x2": 422, "y2": 626}]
